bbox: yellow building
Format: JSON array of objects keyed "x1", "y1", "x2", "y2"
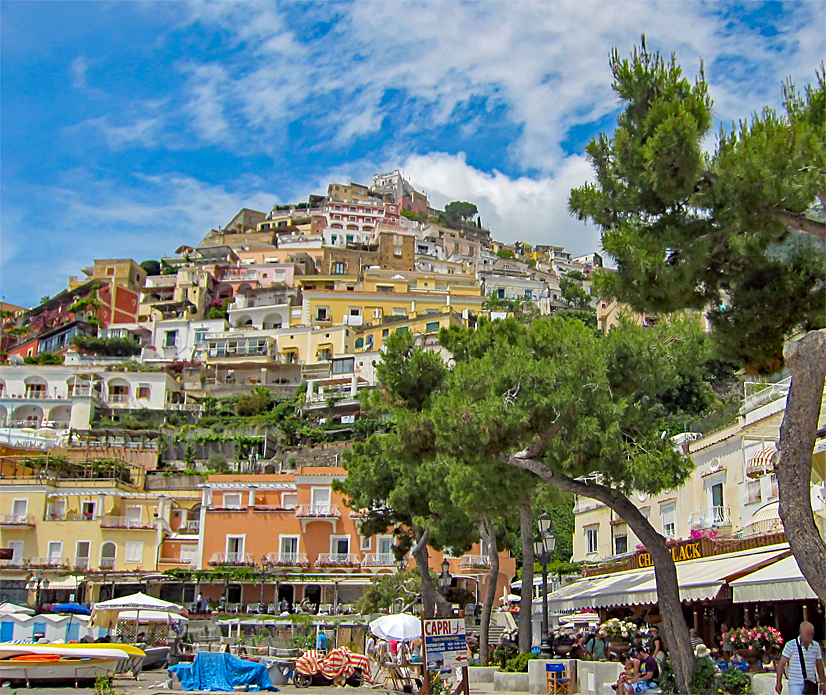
[
  {"x1": 69, "y1": 259, "x2": 147, "y2": 293},
  {"x1": 354, "y1": 310, "x2": 467, "y2": 352}
]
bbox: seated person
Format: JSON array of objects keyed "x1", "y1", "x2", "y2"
[{"x1": 618, "y1": 646, "x2": 659, "y2": 695}]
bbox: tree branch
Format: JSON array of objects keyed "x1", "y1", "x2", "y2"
[
  {"x1": 760, "y1": 207, "x2": 826, "y2": 239},
  {"x1": 512, "y1": 418, "x2": 565, "y2": 461}
]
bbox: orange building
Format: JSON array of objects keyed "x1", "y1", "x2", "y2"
[{"x1": 181, "y1": 468, "x2": 516, "y2": 610}]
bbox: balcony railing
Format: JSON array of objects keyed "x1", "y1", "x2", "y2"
[
  {"x1": 100, "y1": 515, "x2": 154, "y2": 529},
  {"x1": 744, "y1": 481, "x2": 763, "y2": 505},
  {"x1": 0, "y1": 514, "x2": 35, "y2": 526},
  {"x1": 99, "y1": 558, "x2": 116, "y2": 570},
  {"x1": 459, "y1": 555, "x2": 491, "y2": 571},
  {"x1": 46, "y1": 513, "x2": 97, "y2": 522},
  {"x1": 362, "y1": 553, "x2": 397, "y2": 568},
  {"x1": 24, "y1": 391, "x2": 50, "y2": 400},
  {"x1": 688, "y1": 506, "x2": 731, "y2": 530},
  {"x1": 209, "y1": 552, "x2": 255, "y2": 566},
  {"x1": 266, "y1": 552, "x2": 310, "y2": 568},
  {"x1": 295, "y1": 504, "x2": 341, "y2": 519},
  {"x1": 740, "y1": 377, "x2": 791, "y2": 415},
  {"x1": 73, "y1": 557, "x2": 90, "y2": 570},
  {"x1": 159, "y1": 556, "x2": 197, "y2": 567},
  {"x1": 179, "y1": 520, "x2": 200, "y2": 534},
  {"x1": 0, "y1": 557, "x2": 26, "y2": 568},
  {"x1": 28, "y1": 556, "x2": 68, "y2": 568},
  {"x1": 108, "y1": 394, "x2": 129, "y2": 403},
  {"x1": 315, "y1": 553, "x2": 361, "y2": 569}
]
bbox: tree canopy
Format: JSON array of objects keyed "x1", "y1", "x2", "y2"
[{"x1": 444, "y1": 201, "x2": 478, "y2": 223}]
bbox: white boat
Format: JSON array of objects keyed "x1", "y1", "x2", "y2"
[{"x1": 0, "y1": 643, "x2": 132, "y2": 685}]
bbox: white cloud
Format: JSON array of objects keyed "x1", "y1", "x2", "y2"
[{"x1": 69, "y1": 55, "x2": 89, "y2": 89}]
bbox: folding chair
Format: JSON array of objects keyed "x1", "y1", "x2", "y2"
[{"x1": 546, "y1": 663, "x2": 572, "y2": 695}]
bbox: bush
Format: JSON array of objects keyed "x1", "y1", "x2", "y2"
[
  {"x1": 73, "y1": 335, "x2": 141, "y2": 356},
  {"x1": 206, "y1": 453, "x2": 229, "y2": 472},
  {"x1": 493, "y1": 643, "x2": 518, "y2": 670},
  {"x1": 235, "y1": 386, "x2": 272, "y2": 416},
  {"x1": 721, "y1": 668, "x2": 751, "y2": 695},
  {"x1": 504, "y1": 652, "x2": 539, "y2": 673},
  {"x1": 23, "y1": 352, "x2": 64, "y2": 365},
  {"x1": 689, "y1": 658, "x2": 718, "y2": 695}
]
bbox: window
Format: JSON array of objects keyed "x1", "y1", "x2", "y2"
[
  {"x1": 377, "y1": 285, "x2": 393, "y2": 292},
  {"x1": 392, "y1": 307, "x2": 406, "y2": 316},
  {"x1": 281, "y1": 493, "x2": 297, "y2": 510},
  {"x1": 194, "y1": 329, "x2": 208, "y2": 344},
  {"x1": 360, "y1": 535, "x2": 372, "y2": 551},
  {"x1": 106, "y1": 267, "x2": 115, "y2": 275},
  {"x1": 49, "y1": 498, "x2": 66, "y2": 520},
  {"x1": 425, "y1": 321, "x2": 440, "y2": 332},
  {"x1": 280, "y1": 536, "x2": 299, "y2": 560},
  {"x1": 81, "y1": 501, "x2": 96, "y2": 519},
  {"x1": 316, "y1": 307, "x2": 329, "y2": 321},
  {"x1": 394, "y1": 246, "x2": 403, "y2": 257},
  {"x1": 525, "y1": 290, "x2": 532, "y2": 299},
  {"x1": 497, "y1": 288, "x2": 505, "y2": 299},
  {"x1": 125, "y1": 541, "x2": 143, "y2": 563},
  {"x1": 223, "y1": 493, "x2": 243, "y2": 509},
  {"x1": 165, "y1": 330, "x2": 178, "y2": 348},
  {"x1": 355, "y1": 337, "x2": 364, "y2": 349},
  {"x1": 11, "y1": 499, "x2": 27, "y2": 519},
  {"x1": 382, "y1": 329, "x2": 389, "y2": 337},
  {"x1": 585, "y1": 527, "x2": 598, "y2": 554},
  {"x1": 137, "y1": 385, "x2": 151, "y2": 399},
  {"x1": 711, "y1": 483, "x2": 724, "y2": 509},
  {"x1": 311, "y1": 488, "x2": 332, "y2": 514},
  {"x1": 349, "y1": 307, "x2": 361, "y2": 317},
  {"x1": 661, "y1": 502, "x2": 676, "y2": 538},
  {"x1": 614, "y1": 535, "x2": 628, "y2": 556},
  {"x1": 332, "y1": 357, "x2": 355, "y2": 375},
  {"x1": 396, "y1": 326, "x2": 408, "y2": 334},
  {"x1": 7, "y1": 540, "x2": 23, "y2": 564},
  {"x1": 47, "y1": 541, "x2": 63, "y2": 563},
  {"x1": 331, "y1": 536, "x2": 350, "y2": 559},
  {"x1": 74, "y1": 541, "x2": 90, "y2": 567},
  {"x1": 226, "y1": 536, "x2": 245, "y2": 562},
  {"x1": 334, "y1": 262, "x2": 346, "y2": 274},
  {"x1": 125, "y1": 506, "x2": 142, "y2": 526}
]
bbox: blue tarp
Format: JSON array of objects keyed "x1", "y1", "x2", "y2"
[{"x1": 169, "y1": 651, "x2": 277, "y2": 692}]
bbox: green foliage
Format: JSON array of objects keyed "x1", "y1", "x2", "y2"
[
  {"x1": 356, "y1": 569, "x2": 421, "y2": 614},
  {"x1": 720, "y1": 667, "x2": 751, "y2": 695},
  {"x1": 444, "y1": 201, "x2": 478, "y2": 223},
  {"x1": 375, "y1": 330, "x2": 447, "y2": 411},
  {"x1": 658, "y1": 658, "x2": 677, "y2": 693},
  {"x1": 496, "y1": 249, "x2": 516, "y2": 259},
  {"x1": 570, "y1": 41, "x2": 825, "y2": 374},
  {"x1": 206, "y1": 453, "x2": 228, "y2": 472},
  {"x1": 235, "y1": 386, "x2": 272, "y2": 416},
  {"x1": 140, "y1": 260, "x2": 161, "y2": 276},
  {"x1": 73, "y1": 335, "x2": 141, "y2": 356},
  {"x1": 689, "y1": 657, "x2": 718, "y2": 695},
  {"x1": 24, "y1": 352, "x2": 64, "y2": 365},
  {"x1": 503, "y1": 652, "x2": 539, "y2": 673},
  {"x1": 560, "y1": 277, "x2": 591, "y2": 309},
  {"x1": 566, "y1": 270, "x2": 587, "y2": 281},
  {"x1": 68, "y1": 289, "x2": 102, "y2": 325},
  {"x1": 482, "y1": 296, "x2": 540, "y2": 324},
  {"x1": 554, "y1": 309, "x2": 597, "y2": 328},
  {"x1": 493, "y1": 643, "x2": 518, "y2": 670},
  {"x1": 94, "y1": 673, "x2": 115, "y2": 695}
]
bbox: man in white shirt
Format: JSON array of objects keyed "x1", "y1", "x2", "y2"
[{"x1": 776, "y1": 621, "x2": 825, "y2": 695}]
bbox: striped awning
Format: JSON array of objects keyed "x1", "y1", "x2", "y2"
[{"x1": 747, "y1": 444, "x2": 776, "y2": 478}]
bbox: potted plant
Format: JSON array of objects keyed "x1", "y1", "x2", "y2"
[
  {"x1": 599, "y1": 618, "x2": 637, "y2": 654},
  {"x1": 722, "y1": 626, "x2": 775, "y2": 671}
]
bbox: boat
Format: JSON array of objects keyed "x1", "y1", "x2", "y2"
[
  {"x1": 42, "y1": 642, "x2": 148, "y2": 678},
  {"x1": 0, "y1": 643, "x2": 133, "y2": 685}
]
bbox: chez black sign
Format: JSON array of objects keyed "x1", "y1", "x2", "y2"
[{"x1": 637, "y1": 541, "x2": 703, "y2": 568}]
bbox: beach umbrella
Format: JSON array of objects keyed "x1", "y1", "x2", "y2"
[
  {"x1": 91, "y1": 592, "x2": 185, "y2": 636},
  {"x1": 369, "y1": 613, "x2": 421, "y2": 642},
  {"x1": 0, "y1": 602, "x2": 34, "y2": 615},
  {"x1": 51, "y1": 602, "x2": 91, "y2": 615}
]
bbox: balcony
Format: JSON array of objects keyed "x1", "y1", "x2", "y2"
[
  {"x1": 362, "y1": 553, "x2": 397, "y2": 569},
  {"x1": 0, "y1": 557, "x2": 26, "y2": 568},
  {"x1": 159, "y1": 556, "x2": 197, "y2": 568},
  {"x1": 315, "y1": 553, "x2": 361, "y2": 569},
  {"x1": 296, "y1": 504, "x2": 341, "y2": 532},
  {"x1": 209, "y1": 552, "x2": 255, "y2": 566},
  {"x1": 265, "y1": 552, "x2": 310, "y2": 569},
  {"x1": 178, "y1": 520, "x2": 200, "y2": 534},
  {"x1": 99, "y1": 558, "x2": 116, "y2": 570},
  {"x1": 46, "y1": 513, "x2": 97, "y2": 522},
  {"x1": 24, "y1": 391, "x2": 50, "y2": 400},
  {"x1": 28, "y1": 556, "x2": 69, "y2": 569},
  {"x1": 0, "y1": 514, "x2": 35, "y2": 527},
  {"x1": 100, "y1": 515, "x2": 155, "y2": 530},
  {"x1": 459, "y1": 555, "x2": 492, "y2": 572},
  {"x1": 107, "y1": 394, "x2": 129, "y2": 404},
  {"x1": 688, "y1": 506, "x2": 731, "y2": 531},
  {"x1": 73, "y1": 557, "x2": 90, "y2": 570}
]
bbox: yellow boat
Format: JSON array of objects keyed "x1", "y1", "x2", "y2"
[{"x1": 0, "y1": 643, "x2": 137, "y2": 685}]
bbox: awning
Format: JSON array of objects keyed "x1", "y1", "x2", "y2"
[
  {"x1": 539, "y1": 544, "x2": 790, "y2": 614},
  {"x1": 43, "y1": 575, "x2": 83, "y2": 590},
  {"x1": 741, "y1": 501, "x2": 783, "y2": 538},
  {"x1": 730, "y1": 555, "x2": 816, "y2": 603},
  {"x1": 747, "y1": 445, "x2": 776, "y2": 478}
]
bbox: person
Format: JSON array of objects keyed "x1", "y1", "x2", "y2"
[
  {"x1": 588, "y1": 631, "x2": 608, "y2": 661},
  {"x1": 647, "y1": 627, "x2": 665, "y2": 664},
  {"x1": 136, "y1": 631, "x2": 146, "y2": 645},
  {"x1": 619, "y1": 646, "x2": 659, "y2": 695},
  {"x1": 690, "y1": 628, "x2": 705, "y2": 651},
  {"x1": 317, "y1": 630, "x2": 327, "y2": 652},
  {"x1": 196, "y1": 593, "x2": 203, "y2": 614},
  {"x1": 721, "y1": 623, "x2": 734, "y2": 662},
  {"x1": 218, "y1": 595, "x2": 226, "y2": 612},
  {"x1": 614, "y1": 656, "x2": 641, "y2": 691},
  {"x1": 279, "y1": 598, "x2": 289, "y2": 613},
  {"x1": 695, "y1": 644, "x2": 716, "y2": 667},
  {"x1": 775, "y1": 621, "x2": 825, "y2": 695}
]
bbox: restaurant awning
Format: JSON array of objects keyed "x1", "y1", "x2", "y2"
[
  {"x1": 539, "y1": 544, "x2": 790, "y2": 614},
  {"x1": 730, "y1": 554, "x2": 816, "y2": 603}
]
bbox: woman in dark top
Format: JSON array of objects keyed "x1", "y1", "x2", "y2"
[{"x1": 648, "y1": 627, "x2": 664, "y2": 663}]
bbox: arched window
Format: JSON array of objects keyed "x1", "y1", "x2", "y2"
[{"x1": 100, "y1": 542, "x2": 117, "y2": 570}]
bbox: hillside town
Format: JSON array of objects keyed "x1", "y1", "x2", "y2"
[{"x1": 1, "y1": 21, "x2": 824, "y2": 695}]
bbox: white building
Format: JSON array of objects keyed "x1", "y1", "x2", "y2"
[{"x1": 141, "y1": 318, "x2": 228, "y2": 363}]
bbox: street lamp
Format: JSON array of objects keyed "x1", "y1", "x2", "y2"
[
  {"x1": 259, "y1": 556, "x2": 269, "y2": 607},
  {"x1": 439, "y1": 559, "x2": 452, "y2": 595},
  {"x1": 396, "y1": 557, "x2": 408, "y2": 572},
  {"x1": 28, "y1": 570, "x2": 50, "y2": 611},
  {"x1": 534, "y1": 514, "x2": 557, "y2": 657}
]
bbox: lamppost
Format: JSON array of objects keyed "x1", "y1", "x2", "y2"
[
  {"x1": 259, "y1": 556, "x2": 269, "y2": 607},
  {"x1": 28, "y1": 570, "x2": 50, "y2": 611},
  {"x1": 394, "y1": 557, "x2": 408, "y2": 613},
  {"x1": 439, "y1": 559, "x2": 452, "y2": 595},
  {"x1": 533, "y1": 512, "x2": 556, "y2": 657}
]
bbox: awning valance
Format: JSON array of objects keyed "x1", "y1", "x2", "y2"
[
  {"x1": 747, "y1": 444, "x2": 776, "y2": 478},
  {"x1": 539, "y1": 544, "x2": 790, "y2": 614},
  {"x1": 730, "y1": 554, "x2": 816, "y2": 603}
]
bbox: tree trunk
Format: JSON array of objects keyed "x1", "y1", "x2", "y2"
[
  {"x1": 478, "y1": 518, "x2": 500, "y2": 667},
  {"x1": 777, "y1": 329, "x2": 826, "y2": 602},
  {"x1": 506, "y1": 455, "x2": 694, "y2": 694},
  {"x1": 411, "y1": 526, "x2": 453, "y2": 618},
  {"x1": 518, "y1": 492, "x2": 534, "y2": 653}
]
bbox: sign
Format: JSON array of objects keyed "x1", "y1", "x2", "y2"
[
  {"x1": 423, "y1": 618, "x2": 466, "y2": 675},
  {"x1": 638, "y1": 541, "x2": 702, "y2": 568}
]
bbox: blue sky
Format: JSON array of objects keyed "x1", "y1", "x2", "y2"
[{"x1": 1, "y1": 0, "x2": 823, "y2": 308}]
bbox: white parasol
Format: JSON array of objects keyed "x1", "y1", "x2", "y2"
[
  {"x1": 369, "y1": 613, "x2": 422, "y2": 642},
  {"x1": 91, "y1": 592, "x2": 185, "y2": 634}
]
